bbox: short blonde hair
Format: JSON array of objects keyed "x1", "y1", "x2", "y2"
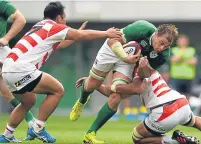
[{"x1": 157, "y1": 24, "x2": 179, "y2": 43}]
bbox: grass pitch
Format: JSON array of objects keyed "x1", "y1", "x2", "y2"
[{"x1": 0, "y1": 115, "x2": 200, "y2": 144}]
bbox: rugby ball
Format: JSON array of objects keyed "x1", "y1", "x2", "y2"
[{"x1": 123, "y1": 41, "x2": 141, "y2": 56}]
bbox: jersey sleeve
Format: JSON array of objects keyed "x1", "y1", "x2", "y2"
[
  {"x1": 48, "y1": 24, "x2": 69, "y2": 41},
  {"x1": 122, "y1": 20, "x2": 156, "y2": 42},
  {"x1": 0, "y1": 1, "x2": 16, "y2": 19}
]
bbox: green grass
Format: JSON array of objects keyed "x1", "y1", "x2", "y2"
[{"x1": 0, "y1": 115, "x2": 200, "y2": 144}]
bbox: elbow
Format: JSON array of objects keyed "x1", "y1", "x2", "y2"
[
  {"x1": 19, "y1": 15, "x2": 26, "y2": 27},
  {"x1": 20, "y1": 18, "x2": 26, "y2": 27},
  {"x1": 15, "y1": 10, "x2": 26, "y2": 27},
  {"x1": 22, "y1": 18, "x2": 26, "y2": 26}
]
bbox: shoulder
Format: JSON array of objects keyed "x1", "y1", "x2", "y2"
[
  {"x1": 49, "y1": 23, "x2": 68, "y2": 32},
  {"x1": 0, "y1": 0, "x2": 16, "y2": 16},
  {"x1": 135, "y1": 20, "x2": 156, "y2": 31},
  {"x1": 0, "y1": 0, "x2": 15, "y2": 9}
]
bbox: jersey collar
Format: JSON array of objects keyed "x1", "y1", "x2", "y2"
[{"x1": 149, "y1": 32, "x2": 155, "y2": 46}]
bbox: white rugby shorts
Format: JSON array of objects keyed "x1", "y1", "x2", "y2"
[
  {"x1": 144, "y1": 98, "x2": 193, "y2": 135},
  {"x1": 92, "y1": 40, "x2": 135, "y2": 80},
  {"x1": 2, "y1": 59, "x2": 42, "y2": 92}
]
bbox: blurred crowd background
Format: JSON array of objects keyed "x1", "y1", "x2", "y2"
[{"x1": 0, "y1": 0, "x2": 201, "y2": 120}]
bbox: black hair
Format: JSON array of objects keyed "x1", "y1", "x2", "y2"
[{"x1": 44, "y1": 1, "x2": 65, "y2": 20}]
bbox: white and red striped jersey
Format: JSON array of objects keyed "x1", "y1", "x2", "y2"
[
  {"x1": 140, "y1": 71, "x2": 185, "y2": 109},
  {"x1": 3, "y1": 19, "x2": 69, "y2": 72}
]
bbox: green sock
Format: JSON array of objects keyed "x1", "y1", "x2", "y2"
[
  {"x1": 10, "y1": 98, "x2": 35, "y2": 123},
  {"x1": 87, "y1": 102, "x2": 116, "y2": 133},
  {"x1": 79, "y1": 80, "x2": 93, "y2": 104}
]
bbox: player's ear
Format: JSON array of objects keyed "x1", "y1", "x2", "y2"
[
  {"x1": 56, "y1": 15, "x2": 62, "y2": 23},
  {"x1": 155, "y1": 32, "x2": 159, "y2": 36}
]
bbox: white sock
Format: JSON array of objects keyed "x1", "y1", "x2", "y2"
[
  {"x1": 3, "y1": 124, "x2": 15, "y2": 138},
  {"x1": 162, "y1": 136, "x2": 179, "y2": 144},
  {"x1": 33, "y1": 119, "x2": 45, "y2": 133},
  {"x1": 28, "y1": 119, "x2": 35, "y2": 128}
]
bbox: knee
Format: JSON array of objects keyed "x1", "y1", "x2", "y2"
[{"x1": 56, "y1": 84, "x2": 65, "y2": 98}]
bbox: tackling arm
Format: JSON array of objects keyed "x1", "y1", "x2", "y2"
[
  {"x1": 112, "y1": 77, "x2": 144, "y2": 95},
  {"x1": 66, "y1": 27, "x2": 122, "y2": 41},
  {"x1": 57, "y1": 21, "x2": 88, "y2": 49}
]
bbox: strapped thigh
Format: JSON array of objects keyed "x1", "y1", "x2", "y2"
[
  {"x1": 112, "y1": 78, "x2": 129, "y2": 85},
  {"x1": 132, "y1": 127, "x2": 144, "y2": 142},
  {"x1": 89, "y1": 67, "x2": 106, "y2": 81}
]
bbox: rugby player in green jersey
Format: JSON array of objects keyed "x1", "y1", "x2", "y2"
[
  {"x1": 70, "y1": 20, "x2": 179, "y2": 143},
  {"x1": 0, "y1": 0, "x2": 36, "y2": 142}
]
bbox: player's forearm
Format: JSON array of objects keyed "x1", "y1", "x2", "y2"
[
  {"x1": 113, "y1": 83, "x2": 143, "y2": 95},
  {"x1": 77, "y1": 30, "x2": 109, "y2": 40},
  {"x1": 57, "y1": 40, "x2": 74, "y2": 49},
  {"x1": 5, "y1": 10, "x2": 26, "y2": 42},
  {"x1": 108, "y1": 39, "x2": 128, "y2": 61}
]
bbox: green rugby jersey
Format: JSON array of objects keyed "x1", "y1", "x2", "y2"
[
  {"x1": 122, "y1": 20, "x2": 170, "y2": 69},
  {"x1": 0, "y1": 0, "x2": 16, "y2": 38}
]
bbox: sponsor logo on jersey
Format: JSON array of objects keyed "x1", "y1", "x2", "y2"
[
  {"x1": 140, "y1": 40, "x2": 147, "y2": 47},
  {"x1": 15, "y1": 74, "x2": 31, "y2": 87},
  {"x1": 150, "y1": 51, "x2": 158, "y2": 58}
]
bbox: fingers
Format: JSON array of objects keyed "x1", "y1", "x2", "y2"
[
  {"x1": 139, "y1": 56, "x2": 148, "y2": 68},
  {"x1": 75, "y1": 81, "x2": 82, "y2": 88},
  {"x1": 75, "y1": 79, "x2": 83, "y2": 88},
  {"x1": 79, "y1": 21, "x2": 88, "y2": 30},
  {"x1": 136, "y1": 49, "x2": 141, "y2": 56},
  {"x1": 81, "y1": 21, "x2": 88, "y2": 27},
  {"x1": 75, "y1": 77, "x2": 87, "y2": 88},
  {"x1": 115, "y1": 28, "x2": 120, "y2": 31}
]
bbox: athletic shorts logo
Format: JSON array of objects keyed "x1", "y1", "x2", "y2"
[
  {"x1": 15, "y1": 74, "x2": 31, "y2": 87},
  {"x1": 150, "y1": 122, "x2": 166, "y2": 132}
]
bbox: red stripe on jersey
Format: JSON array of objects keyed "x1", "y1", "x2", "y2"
[
  {"x1": 42, "y1": 52, "x2": 49, "y2": 66},
  {"x1": 157, "y1": 89, "x2": 171, "y2": 97},
  {"x1": 14, "y1": 43, "x2": 28, "y2": 53},
  {"x1": 48, "y1": 24, "x2": 67, "y2": 37},
  {"x1": 7, "y1": 53, "x2": 19, "y2": 61},
  {"x1": 35, "y1": 28, "x2": 48, "y2": 40},
  {"x1": 156, "y1": 98, "x2": 188, "y2": 122},
  {"x1": 153, "y1": 83, "x2": 169, "y2": 94},
  {"x1": 52, "y1": 42, "x2": 60, "y2": 51},
  {"x1": 24, "y1": 36, "x2": 37, "y2": 47},
  {"x1": 152, "y1": 76, "x2": 162, "y2": 86},
  {"x1": 35, "y1": 63, "x2": 39, "y2": 69}
]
